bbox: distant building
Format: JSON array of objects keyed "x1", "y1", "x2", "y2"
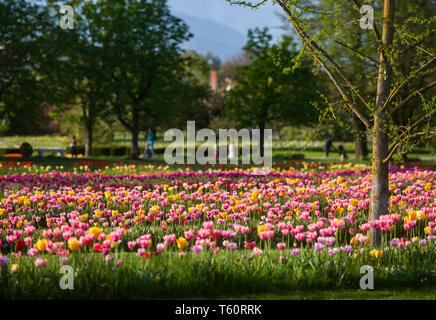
[
  {"x1": 209, "y1": 70, "x2": 234, "y2": 92},
  {"x1": 210, "y1": 68, "x2": 219, "y2": 92}
]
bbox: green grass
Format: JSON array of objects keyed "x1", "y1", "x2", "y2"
[
  {"x1": 0, "y1": 135, "x2": 70, "y2": 149},
  {"x1": 2, "y1": 247, "x2": 435, "y2": 300}
]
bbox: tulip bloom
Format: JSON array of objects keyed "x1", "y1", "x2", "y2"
[
  {"x1": 68, "y1": 238, "x2": 80, "y2": 252},
  {"x1": 276, "y1": 242, "x2": 286, "y2": 250},
  {"x1": 35, "y1": 257, "x2": 47, "y2": 268},
  {"x1": 176, "y1": 237, "x2": 189, "y2": 250}
]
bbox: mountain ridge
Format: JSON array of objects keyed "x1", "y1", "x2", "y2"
[{"x1": 174, "y1": 12, "x2": 247, "y2": 61}]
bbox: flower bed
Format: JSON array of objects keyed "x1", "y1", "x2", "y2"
[{"x1": 0, "y1": 163, "x2": 435, "y2": 299}]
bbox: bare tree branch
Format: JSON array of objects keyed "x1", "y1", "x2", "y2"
[
  {"x1": 384, "y1": 108, "x2": 436, "y2": 162},
  {"x1": 390, "y1": 80, "x2": 436, "y2": 115},
  {"x1": 274, "y1": 0, "x2": 371, "y2": 128},
  {"x1": 383, "y1": 58, "x2": 436, "y2": 111},
  {"x1": 401, "y1": 31, "x2": 435, "y2": 55},
  {"x1": 334, "y1": 40, "x2": 379, "y2": 64},
  {"x1": 293, "y1": 19, "x2": 373, "y2": 113},
  {"x1": 228, "y1": 0, "x2": 267, "y2": 9},
  {"x1": 384, "y1": 130, "x2": 436, "y2": 163}
]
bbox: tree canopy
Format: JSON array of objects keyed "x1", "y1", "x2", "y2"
[{"x1": 225, "y1": 27, "x2": 320, "y2": 153}]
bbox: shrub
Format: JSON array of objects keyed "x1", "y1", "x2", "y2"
[{"x1": 291, "y1": 154, "x2": 305, "y2": 160}]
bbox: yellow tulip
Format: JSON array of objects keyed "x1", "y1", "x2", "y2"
[
  {"x1": 68, "y1": 238, "x2": 80, "y2": 252},
  {"x1": 257, "y1": 225, "x2": 269, "y2": 236},
  {"x1": 176, "y1": 237, "x2": 189, "y2": 250},
  {"x1": 408, "y1": 210, "x2": 417, "y2": 221},
  {"x1": 36, "y1": 239, "x2": 47, "y2": 252},
  {"x1": 88, "y1": 226, "x2": 103, "y2": 238},
  {"x1": 370, "y1": 249, "x2": 383, "y2": 258}
]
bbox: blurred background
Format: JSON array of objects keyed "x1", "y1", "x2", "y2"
[{"x1": 0, "y1": 0, "x2": 435, "y2": 164}]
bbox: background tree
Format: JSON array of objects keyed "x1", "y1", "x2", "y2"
[
  {"x1": 225, "y1": 27, "x2": 320, "y2": 155},
  {"x1": 0, "y1": 0, "x2": 54, "y2": 135},
  {"x1": 228, "y1": 0, "x2": 436, "y2": 245},
  {"x1": 95, "y1": 0, "x2": 194, "y2": 157},
  {"x1": 44, "y1": 0, "x2": 112, "y2": 156}
]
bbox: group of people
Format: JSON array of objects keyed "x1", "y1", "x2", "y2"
[{"x1": 324, "y1": 137, "x2": 348, "y2": 161}]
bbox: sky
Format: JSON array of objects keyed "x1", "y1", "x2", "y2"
[
  {"x1": 168, "y1": 0, "x2": 286, "y2": 39},
  {"x1": 167, "y1": 0, "x2": 288, "y2": 60}
]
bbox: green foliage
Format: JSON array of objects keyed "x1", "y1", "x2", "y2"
[
  {"x1": 2, "y1": 0, "x2": 210, "y2": 155},
  {"x1": 0, "y1": 0, "x2": 56, "y2": 135},
  {"x1": 224, "y1": 27, "x2": 321, "y2": 131}
]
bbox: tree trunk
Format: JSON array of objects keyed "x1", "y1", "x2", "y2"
[
  {"x1": 369, "y1": 120, "x2": 389, "y2": 246},
  {"x1": 129, "y1": 109, "x2": 140, "y2": 158},
  {"x1": 369, "y1": 0, "x2": 395, "y2": 246},
  {"x1": 355, "y1": 136, "x2": 368, "y2": 160},
  {"x1": 84, "y1": 123, "x2": 93, "y2": 157},
  {"x1": 131, "y1": 128, "x2": 139, "y2": 158}
]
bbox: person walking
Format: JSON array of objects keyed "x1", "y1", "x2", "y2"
[
  {"x1": 338, "y1": 144, "x2": 348, "y2": 162},
  {"x1": 142, "y1": 128, "x2": 156, "y2": 158},
  {"x1": 323, "y1": 137, "x2": 334, "y2": 159},
  {"x1": 70, "y1": 136, "x2": 78, "y2": 158}
]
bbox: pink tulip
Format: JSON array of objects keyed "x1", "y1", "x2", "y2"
[
  {"x1": 191, "y1": 245, "x2": 203, "y2": 254},
  {"x1": 156, "y1": 243, "x2": 166, "y2": 253},
  {"x1": 128, "y1": 241, "x2": 136, "y2": 250},
  {"x1": 35, "y1": 257, "x2": 47, "y2": 268},
  {"x1": 276, "y1": 242, "x2": 286, "y2": 250}
]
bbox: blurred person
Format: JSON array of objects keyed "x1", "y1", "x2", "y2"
[
  {"x1": 70, "y1": 136, "x2": 78, "y2": 158},
  {"x1": 338, "y1": 144, "x2": 348, "y2": 162},
  {"x1": 142, "y1": 128, "x2": 156, "y2": 158},
  {"x1": 324, "y1": 137, "x2": 334, "y2": 159}
]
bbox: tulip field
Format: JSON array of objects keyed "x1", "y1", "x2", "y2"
[{"x1": 0, "y1": 160, "x2": 435, "y2": 299}]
